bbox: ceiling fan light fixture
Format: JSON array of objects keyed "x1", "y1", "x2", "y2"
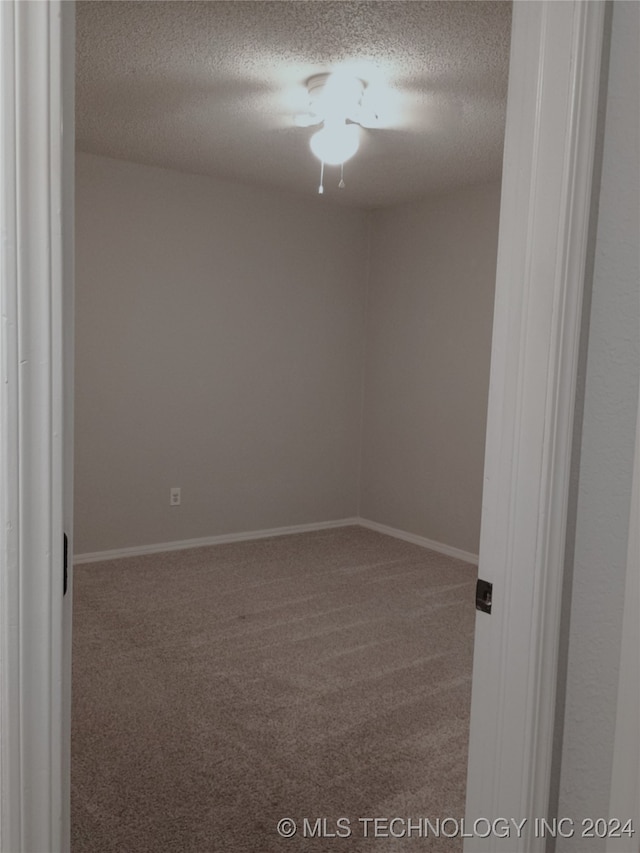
[
  {"x1": 297, "y1": 71, "x2": 375, "y2": 192},
  {"x1": 309, "y1": 121, "x2": 360, "y2": 166}
]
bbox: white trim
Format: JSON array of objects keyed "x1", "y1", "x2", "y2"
[
  {"x1": 74, "y1": 517, "x2": 478, "y2": 566},
  {"x1": 464, "y1": 3, "x2": 605, "y2": 851},
  {"x1": 59, "y1": 4, "x2": 75, "y2": 850},
  {"x1": 74, "y1": 518, "x2": 361, "y2": 564},
  {"x1": 357, "y1": 519, "x2": 478, "y2": 565},
  {"x1": 0, "y1": 2, "x2": 67, "y2": 851},
  {"x1": 606, "y1": 389, "x2": 640, "y2": 852}
]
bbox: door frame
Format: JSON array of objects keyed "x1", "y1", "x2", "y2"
[
  {"x1": 0, "y1": 2, "x2": 74, "y2": 850},
  {"x1": 606, "y1": 387, "x2": 640, "y2": 853},
  {"x1": 0, "y1": 2, "x2": 606, "y2": 851},
  {"x1": 464, "y1": 3, "x2": 606, "y2": 850}
]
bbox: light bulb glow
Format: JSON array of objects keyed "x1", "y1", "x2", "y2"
[
  {"x1": 309, "y1": 122, "x2": 360, "y2": 166},
  {"x1": 319, "y1": 73, "x2": 364, "y2": 121}
]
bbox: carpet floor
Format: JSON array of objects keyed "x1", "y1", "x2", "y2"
[{"x1": 72, "y1": 525, "x2": 477, "y2": 852}]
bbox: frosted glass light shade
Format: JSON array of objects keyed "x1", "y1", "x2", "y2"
[{"x1": 310, "y1": 122, "x2": 360, "y2": 166}]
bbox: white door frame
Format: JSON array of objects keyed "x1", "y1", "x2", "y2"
[
  {"x1": 0, "y1": 2, "x2": 606, "y2": 852},
  {"x1": 0, "y1": 1, "x2": 74, "y2": 851},
  {"x1": 464, "y1": 3, "x2": 606, "y2": 850},
  {"x1": 606, "y1": 386, "x2": 640, "y2": 853}
]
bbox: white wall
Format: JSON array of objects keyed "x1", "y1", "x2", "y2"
[
  {"x1": 74, "y1": 153, "x2": 368, "y2": 553},
  {"x1": 556, "y1": 1, "x2": 640, "y2": 842},
  {"x1": 75, "y1": 155, "x2": 500, "y2": 557},
  {"x1": 359, "y1": 184, "x2": 501, "y2": 554}
]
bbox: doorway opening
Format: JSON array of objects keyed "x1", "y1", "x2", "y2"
[{"x1": 71, "y1": 3, "x2": 510, "y2": 849}]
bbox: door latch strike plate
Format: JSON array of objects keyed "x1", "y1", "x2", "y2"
[
  {"x1": 476, "y1": 578, "x2": 492, "y2": 614},
  {"x1": 63, "y1": 532, "x2": 68, "y2": 596}
]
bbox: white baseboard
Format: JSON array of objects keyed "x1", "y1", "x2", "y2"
[
  {"x1": 356, "y1": 518, "x2": 479, "y2": 565},
  {"x1": 73, "y1": 518, "x2": 360, "y2": 564},
  {"x1": 75, "y1": 516, "x2": 478, "y2": 566}
]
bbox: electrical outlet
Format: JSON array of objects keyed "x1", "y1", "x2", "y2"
[{"x1": 170, "y1": 487, "x2": 181, "y2": 506}]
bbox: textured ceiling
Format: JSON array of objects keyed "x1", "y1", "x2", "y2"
[{"x1": 76, "y1": 1, "x2": 512, "y2": 209}]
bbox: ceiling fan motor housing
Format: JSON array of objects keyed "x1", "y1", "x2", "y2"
[{"x1": 306, "y1": 73, "x2": 366, "y2": 124}]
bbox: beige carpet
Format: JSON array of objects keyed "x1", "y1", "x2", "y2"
[{"x1": 72, "y1": 525, "x2": 477, "y2": 852}]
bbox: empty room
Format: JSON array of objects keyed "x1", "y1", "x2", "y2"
[{"x1": 71, "y1": 2, "x2": 509, "y2": 850}]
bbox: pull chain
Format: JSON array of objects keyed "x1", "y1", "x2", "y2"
[
  {"x1": 318, "y1": 161, "x2": 325, "y2": 194},
  {"x1": 338, "y1": 163, "x2": 345, "y2": 189}
]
